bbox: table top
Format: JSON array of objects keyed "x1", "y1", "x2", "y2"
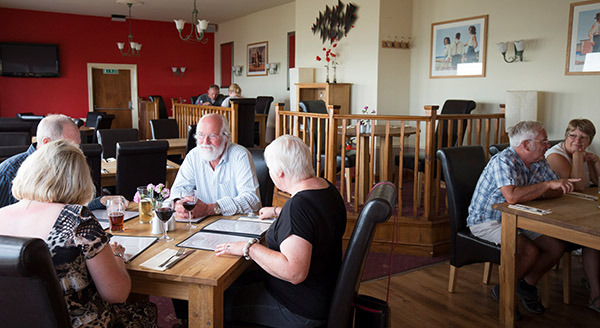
[{"x1": 115, "y1": 215, "x2": 250, "y2": 287}]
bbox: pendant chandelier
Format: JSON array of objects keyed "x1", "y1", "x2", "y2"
[
  {"x1": 116, "y1": 1, "x2": 143, "y2": 56},
  {"x1": 174, "y1": 0, "x2": 209, "y2": 44}
]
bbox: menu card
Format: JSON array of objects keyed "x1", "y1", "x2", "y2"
[
  {"x1": 109, "y1": 235, "x2": 158, "y2": 263},
  {"x1": 177, "y1": 219, "x2": 271, "y2": 251}
]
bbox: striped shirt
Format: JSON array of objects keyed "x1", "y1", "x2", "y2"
[
  {"x1": 466, "y1": 147, "x2": 559, "y2": 226},
  {"x1": 169, "y1": 142, "x2": 260, "y2": 216}
]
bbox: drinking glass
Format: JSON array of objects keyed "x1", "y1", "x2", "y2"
[
  {"x1": 155, "y1": 200, "x2": 174, "y2": 242},
  {"x1": 138, "y1": 186, "x2": 153, "y2": 224},
  {"x1": 107, "y1": 198, "x2": 125, "y2": 233},
  {"x1": 181, "y1": 188, "x2": 198, "y2": 230}
]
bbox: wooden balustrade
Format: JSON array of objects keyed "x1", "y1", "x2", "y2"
[
  {"x1": 275, "y1": 103, "x2": 507, "y2": 256},
  {"x1": 171, "y1": 103, "x2": 238, "y2": 141}
]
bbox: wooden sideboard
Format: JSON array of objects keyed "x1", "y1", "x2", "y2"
[{"x1": 295, "y1": 83, "x2": 351, "y2": 114}]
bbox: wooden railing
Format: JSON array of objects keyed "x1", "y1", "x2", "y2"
[{"x1": 171, "y1": 103, "x2": 238, "y2": 141}]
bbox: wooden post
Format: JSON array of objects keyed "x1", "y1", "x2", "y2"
[
  {"x1": 274, "y1": 103, "x2": 285, "y2": 139},
  {"x1": 423, "y1": 105, "x2": 439, "y2": 219},
  {"x1": 325, "y1": 105, "x2": 339, "y2": 183}
]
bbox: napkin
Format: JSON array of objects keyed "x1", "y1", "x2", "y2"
[{"x1": 139, "y1": 248, "x2": 179, "y2": 271}]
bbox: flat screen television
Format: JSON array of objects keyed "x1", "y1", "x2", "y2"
[{"x1": 0, "y1": 42, "x2": 60, "y2": 77}]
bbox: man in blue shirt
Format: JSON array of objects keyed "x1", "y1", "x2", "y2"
[
  {"x1": 0, "y1": 114, "x2": 114, "y2": 209},
  {"x1": 195, "y1": 84, "x2": 226, "y2": 106},
  {"x1": 467, "y1": 121, "x2": 577, "y2": 318}
]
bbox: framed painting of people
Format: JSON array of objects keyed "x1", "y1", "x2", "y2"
[
  {"x1": 565, "y1": 0, "x2": 600, "y2": 75},
  {"x1": 247, "y1": 41, "x2": 268, "y2": 76},
  {"x1": 430, "y1": 15, "x2": 488, "y2": 78}
]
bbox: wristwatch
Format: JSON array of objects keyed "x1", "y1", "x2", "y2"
[{"x1": 213, "y1": 202, "x2": 222, "y2": 215}]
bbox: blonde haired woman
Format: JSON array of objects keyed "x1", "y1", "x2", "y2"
[
  {"x1": 0, "y1": 140, "x2": 156, "y2": 327},
  {"x1": 221, "y1": 83, "x2": 242, "y2": 107}
]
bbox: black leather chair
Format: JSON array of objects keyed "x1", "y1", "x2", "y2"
[
  {"x1": 0, "y1": 235, "x2": 71, "y2": 328},
  {"x1": 255, "y1": 96, "x2": 274, "y2": 115},
  {"x1": 85, "y1": 111, "x2": 107, "y2": 128},
  {"x1": 436, "y1": 146, "x2": 501, "y2": 293},
  {"x1": 0, "y1": 121, "x2": 32, "y2": 141},
  {"x1": 327, "y1": 182, "x2": 396, "y2": 327},
  {"x1": 230, "y1": 98, "x2": 257, "y2": 148},
  {"x1": 81, "y1": 143, "x2": 102, "y2": 198},
  {"x1": 116, "y1": 140, "x2": 169, "y2": 199},
  {"x1": 91, "y1": 114, "x2": 116, "y2": 144},
  {"x1": 97, "y1": 128, "x2": 139, "y2": 160},
  {"x1": 0, "y1": 132, "x2": 30, "y2": 146},
  {"x1": 18, "y1": 114, "x2": 44, "y2": 136},
  {"x1": 489, "y1": 140, "x2": 562, "y2": 156},
  {"x1": 150, "y1": 119, "x2": 179, "y2": 140},
  {"x1": 73, "y1": 118, "x2": 85, "y2": 128},
  {"x1": 186, "y1": 124, "x2": 197, "y2": 155},
  {"x1": 247, "y1": 148, "x2": 274, "y2": 207},
  {"x1": 148, "y1": 95, "x2": 169, "y2": 119},
  {"x1": 191, "y1": 95, "x2": 200, "y2": 105},
  {"x1": 0, "y1": 145, "x2": 29, "y2": 164}
]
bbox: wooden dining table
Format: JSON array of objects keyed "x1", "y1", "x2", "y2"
[
  {"x1": 493, "y1": 189, "x2": 600, "y2": 327},
  {"x1": 341, "y1": 124, "x2": 417, "y2": 204},
  {"x1": 153, "y1": 138, "x2": 186, "y2": 156},
  {"x1": 113, "y1": 215, "x2": 252, "y2": 328},
  {"x1": 101, "y1": 159, "x2": 180, "y2": 188}
]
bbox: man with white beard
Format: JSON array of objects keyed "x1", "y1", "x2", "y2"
[{"x1": 170, "y1": 113, "x2": 261, "y2": 218}]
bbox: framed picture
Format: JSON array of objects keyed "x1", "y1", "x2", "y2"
[
  {"x1": 247, "y1": 41, "x2": 268, "y2": 76},
  {"x1": 430, "y1": 15, "x2": 488, "y2": 78},
  {"x1": 565, "y1": 1, "x2": 600, "y2": 75}
]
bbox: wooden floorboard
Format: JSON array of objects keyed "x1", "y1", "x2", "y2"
[{"x1": 359, "y1": 256, "x2": 598, "y2": 327}]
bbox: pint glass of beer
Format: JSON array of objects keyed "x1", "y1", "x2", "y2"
[{"x1": 107, "y1": 198, "x2": 125, "y2": 232}]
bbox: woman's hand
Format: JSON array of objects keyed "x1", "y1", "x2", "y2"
[
  {"x1": 214, "y1": 241, "x2": 246, "y2": 257},
  {"x1": 584, "y1": 152, "x2": 600, "y2": 165},
  {"x1": 259, "y1": 206, "x2": 278, "y2": 219},
  {"x1": 109, "y1": 242, "x2": 125, "y2": 258}
]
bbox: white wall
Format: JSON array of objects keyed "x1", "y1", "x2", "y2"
[
  {"x1": 214, "y1": 2, "x2": 295, "y2": 108},
  {"x1": 410, "y1": 0, "x2": 600, "y2": 146},
  {"x1": 295, "y1": 0, "x2": 381, "y2": 113}
]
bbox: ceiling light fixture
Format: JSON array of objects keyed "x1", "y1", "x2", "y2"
[
  {"x1": 116, "y1": 0, "x2": 143, "y2": 57},
  {"x1": 174, "y1": 0, "x2": 209, "y2": 44}
]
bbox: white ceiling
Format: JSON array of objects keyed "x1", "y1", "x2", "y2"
[{"x1": 0, "y1": 0, "x2": 294, "y2": 24}]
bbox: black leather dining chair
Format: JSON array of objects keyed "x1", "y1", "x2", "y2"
[
  {"x1": 327, "y1": 182, "x2": 396, "y2": 327},
  {"x1": 81, "y1": 143, "x2": 102, "y2": 198},
  {"x1": 0, "y1": 235, "x2": 71, "y2": 328},
  {"x1": 0, "y1": 132, "x2": 30, "y2": 147},
  {"x1": 97, "y1": 128, "x2": 139, "y2": 159},
  {"x1": 255, "y1": 96, "x2": 274, "y2": 115},
  {"x1": 0, "y1": 121, "x2": 32, "y2": 141},
  {"x1": 230, "y1": 98, "x2": 256, "y2": 148},
  {"x1": 186, "y1": 124, "x2": 197, "y2": 155},
  {"x1": 85, "y1": 111, "x2": 107, "y2": 127},
  {"x1": 247, "y1": 147, "x2": 274, "y2": 207},
  {"x1": 148, "y1": 95, "x2": 169, "y2": 119},
  {"x1": 18, "y1": 114, "x2": 44, "y2": 136},
  {"x1": 150, "y1": 119, "x2": 179, "y2": 140},
  {"x1": 436, "y1": 146, "x2": 501, "y2": 293},
  {"x1": 116, "y1": 140, "x2": 169, "y2": 200},
  {"x1": 0, "y1": 145, "x2": 30, "y2": 164},
  {"x1": 90, "y1": 114, "x2": 115, "y2": 143}
]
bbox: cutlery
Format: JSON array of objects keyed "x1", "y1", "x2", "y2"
[
  {"x1": 159, "y1": 248, "x2": 185, "y2": 267},
  {"x1": 165, "y1": 250, "x2": 195, "y2": 269}
]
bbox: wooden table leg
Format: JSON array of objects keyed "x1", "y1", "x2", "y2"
[
  {"x1": 188, "y1": 284, "x2": 224, "y2": 328},
  {"x1": 500, "y1": 212, "x2": 518, "y2": 327}
]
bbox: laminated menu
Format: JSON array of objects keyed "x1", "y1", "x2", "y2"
[
  {"x1": 109, "y1": 235, "x2": 158, "y2": 263},
  {"x1": 176, "y1": 219, "x2": 271, "y2": 251}
]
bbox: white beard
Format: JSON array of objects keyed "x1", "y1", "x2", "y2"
[{"x1": 198, "y1": 142, "x2": 226, "y2": 161}]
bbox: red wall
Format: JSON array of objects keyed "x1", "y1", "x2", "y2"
[{"x1": 0, "y1": 8, "x2": 215, "y2": 118}]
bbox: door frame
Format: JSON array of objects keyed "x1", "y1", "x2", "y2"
[{"x1": 87, "y1": 63, "x2": 139, "y2": 129}]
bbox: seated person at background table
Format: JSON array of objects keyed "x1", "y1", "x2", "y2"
[
  {"x1": 194, "y1": 84, "x2": 226, "y2": 106},
  {"x1": 220, "y1": 83, "x2": 242, "y2": 108},
  {"x1": 0, "y1": 140, "x2": 157, "y2": 328},
  {"x1": 545, "y1": 118, "x2": 600, "y2": 313},
  {"x1": 467, "y1": 121, "x2": 576, "y2": 318},
  {"x1": 0, "y1": 114, "x2": 121, "y2": 210},
  {"x1": 214, "y1": 135, "x2": 347, "y2": 328}
]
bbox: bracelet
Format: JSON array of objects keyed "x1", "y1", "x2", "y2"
[
  {"x1": 273, "y1": 207, "x2": 279, "y2": 217},
  {"x1": 242, "y1": 238, "x2": 259, "y2": 260}
]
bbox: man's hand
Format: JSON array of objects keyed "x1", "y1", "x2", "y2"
[
  {"x1": 547, "y1": 178, "x2": 580, "y2": 194},
  {"x1": 202, "y1": 101, "x2": 211, "y2": 106},
  {"x1": 174, "y1": 198, "x2": 187, "y2": 218}
]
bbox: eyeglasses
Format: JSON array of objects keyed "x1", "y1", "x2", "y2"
[
  {"x1": 567, "y1": 133, "x2": 590, "y2": 141},
  {"x1": 197, "y1": 133, "x2": 222, "y2": 142},
  {"x1": 530, "y1": 139, "x2": 550, "y2": 145}
]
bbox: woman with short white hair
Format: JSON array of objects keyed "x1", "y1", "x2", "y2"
[
  {"x1": 215, "y1": 135, "x2": 347, "y2": 327},
  {"x1": 0, "y1": 140, "x2": 157, "y2": 327}
]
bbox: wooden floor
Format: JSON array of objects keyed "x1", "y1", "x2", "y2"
[{"x1": 359, "y1": 256, "x2": 599, "y2": 327}]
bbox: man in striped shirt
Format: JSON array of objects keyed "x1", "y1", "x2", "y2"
[{"x1": 171, "y1": 113, "x2": 260, "y2": 218}]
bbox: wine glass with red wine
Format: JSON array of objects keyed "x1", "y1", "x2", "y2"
[
  {"x1": 181, "y1": 188, "x2": 198, "y2": 230},
  {"x1": 155, "y1": 200, "x2": 174, "y2": 242}
]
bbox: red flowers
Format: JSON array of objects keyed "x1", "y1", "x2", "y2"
[
  {"x1": 316, "y1": 56, "x2": 321, "y2": 61},
  {"x1": 316, "y1": 43, "x2": 338, "y2": 64}
]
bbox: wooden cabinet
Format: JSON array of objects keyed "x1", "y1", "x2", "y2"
[{"x1": 295, "y1": 83, "x2": 351, "y2": 114}]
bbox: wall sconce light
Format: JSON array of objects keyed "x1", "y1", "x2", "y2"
[
  {"x1": 172, "y1": 67, "x2": 186, "y2": 77},
  {"x1": 266, "y1": 62, "x2": 279, "y2": 75},
  {"x1": 232, "y1": 65, "x2": 243, "y2": 76},
  {"x1": 497, "y1": 40, "x2": 525, "y2": 63}
]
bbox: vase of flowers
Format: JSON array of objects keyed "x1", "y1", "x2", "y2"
[
  {"x1": 133, "y1": 183, "x2": 173, "y2": 233},
  {"x1": 360, "y1": 106, "x2": 377, "y2": 133},
  {"x1": 316, "y1": 43, "x2": 338, "y2": 83}
]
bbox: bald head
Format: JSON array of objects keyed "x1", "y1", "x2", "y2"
[{"x1": 36, "y1": 114, "x2": 81, "y2": 146}]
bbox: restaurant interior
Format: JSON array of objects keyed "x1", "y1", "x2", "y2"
[{"x1": 1, "y1": 0, "x2": 600, "y2": 327}]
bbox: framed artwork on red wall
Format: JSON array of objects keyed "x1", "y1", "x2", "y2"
[{"x1": 247, "y1": 41, "x2": 268, "y2": 76}]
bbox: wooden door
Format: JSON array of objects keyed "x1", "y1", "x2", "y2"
[{"x1": 92, "y1": 68, "x2": 132, "y2": 129}]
